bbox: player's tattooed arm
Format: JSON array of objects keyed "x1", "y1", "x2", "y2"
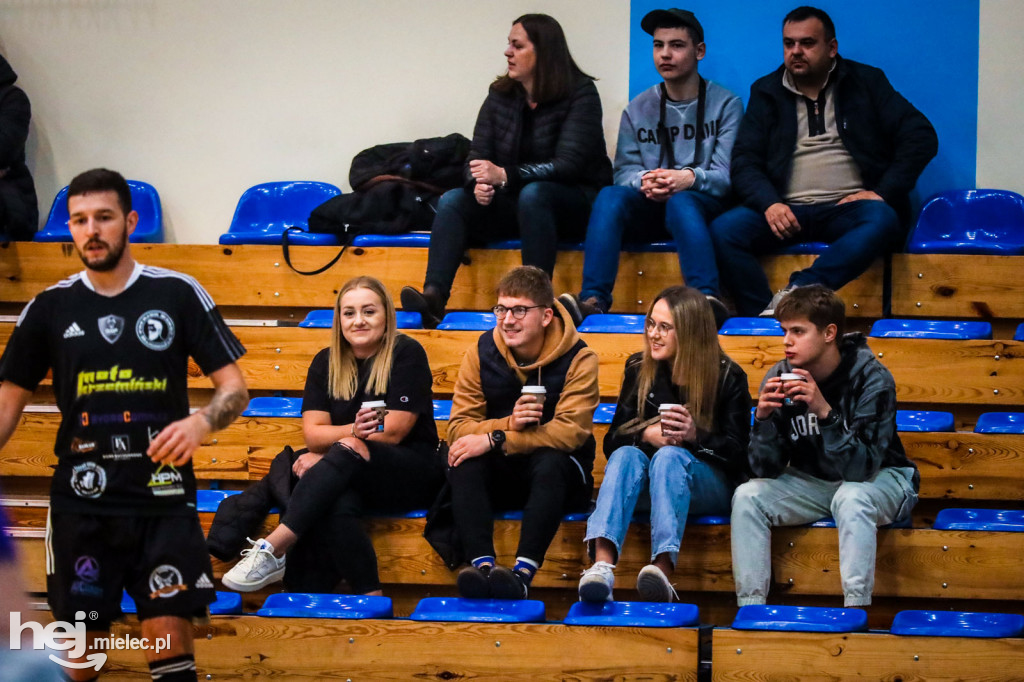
[
  {"x1": 201, "y1": 377, "x2": 249, "y2": 432},
  {"x1": 149, "y1": 363, "x2": 249, "y2": 465}
]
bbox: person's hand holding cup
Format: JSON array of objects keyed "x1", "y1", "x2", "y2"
[
  {"x1": 658, "y1": 403, "x2": 695, "y2": 444},
  {"x1": 357, "y1": 400, "x2": 387, "y2": 436},
  {"x1": 779, "y1": 373, "x2": 806, "y2": 406},
  {"x1": 511, "y1": 385, "x2": 546, "y2": 430}
]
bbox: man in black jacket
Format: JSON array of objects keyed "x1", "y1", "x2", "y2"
[{"x1": 711, "y1": 6, "x2": 937, "y2": 317}]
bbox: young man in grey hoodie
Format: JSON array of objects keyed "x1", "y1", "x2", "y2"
[
  {"x1": 731, "y1": 285, "x2": 919, "y2": 607},
  {"x1": 560, "y1": 8, "x2": 742, "y2": 328}
]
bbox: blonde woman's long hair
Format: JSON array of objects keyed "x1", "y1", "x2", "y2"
[
  {"x1": 328, "y1": 276, "x2": 398, "y2": 401},
  {"x1": 636, "y1": 286, "x2": 723, "y2": 431}
]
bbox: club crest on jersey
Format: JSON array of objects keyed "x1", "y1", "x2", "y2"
[
  {"x1": 136, "y1": 310, "x2": 175, "y2": 351},
  {"x1": 98, "y1": 315, "x2": 125, "y2": 344},
  {"x1": 149, "y1": 564, "x2": 188, "y2": 599},
  {"x1": 70, "y1": 462, "x2": 107, "y2": 498}
]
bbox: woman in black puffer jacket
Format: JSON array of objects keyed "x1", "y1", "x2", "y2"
[{"x1": 402, "y1": 13, "x2": 611, "y2": 328}]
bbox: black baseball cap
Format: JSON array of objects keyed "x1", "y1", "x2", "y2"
[{"x1": 641, "y1": 8, "x2": 704, "y2": 42}]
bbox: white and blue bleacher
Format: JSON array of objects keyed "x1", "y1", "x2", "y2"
[
  {"x1": 218, "y1": 180, "x2": 341, "y2": 245},
  {"x1": 35, "y1": 180, "x2": 164, "y2": 243},
  {"x1": 257, "y1": 593, "x2": 393, "y2": 619}
]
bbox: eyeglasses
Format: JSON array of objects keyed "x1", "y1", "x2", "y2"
[
  {"x1": 493, "y1": 304, "x2": 543, "y2": 319},
  {"x1": 645, "y1": 318, "x2": 675, "y2": 335}
]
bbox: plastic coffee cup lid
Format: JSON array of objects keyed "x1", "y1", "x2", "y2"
[
  {"x1": 779, "y1": 373, "x2": 804, "y2": 381},
  {"x1": 361, "y1": 400, "x2": 387, "y2": 408},
  {"x1": 521, "y1": 386, "x2": 547, "y2": 394},
  {"x1": 658, "y1": 403, "x2": 683, "y2": 411}
]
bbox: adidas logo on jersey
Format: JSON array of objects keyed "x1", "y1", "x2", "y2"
[
  {"x1": 63, "y1": 322, "x2": 85, "y2": 339},
  {"x1": 195, "y1": 573, "x2": 214, "y2": 589}
]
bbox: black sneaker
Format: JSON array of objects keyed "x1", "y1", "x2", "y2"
[
  {"x1": 401, "y1": 286, "x2": 445, "y2": 330},
  {"x1": 557, "y1": 293, "x2": 585, "y2": 328},
  {"x1": 456, "y1": 564, "x2": 491, "y2": 599},
  {"x1": 488, "y1": 565, "x2": 528, "y2": 600},
  {"x1": 705, "y1": 295, "x2": 731, "y2": 330}
]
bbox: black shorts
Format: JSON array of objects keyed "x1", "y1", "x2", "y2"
[{"x1": 46, "y1": 510, "x2": 216, "y2": 629}]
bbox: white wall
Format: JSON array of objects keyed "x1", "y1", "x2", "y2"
[
  {"x1": 0, "y1": 0, "x2": 628, "y2": 243},
  {"x1": 977, "y1": 0, "x2": 1024, "y2": 194}
]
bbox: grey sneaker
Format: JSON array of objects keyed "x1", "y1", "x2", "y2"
[
  {"x1": 759, "y1": 286, "x2": 796, "y2": 318},
  {"x1": 636, "y1": 564, "x2": 678, "y2": 603},
  {"x1": 221, "y1": 538, "x2": 286, "y2": 592},
  {"x1": 578, "y1": 561, "x2": 616, "y2": 602}
]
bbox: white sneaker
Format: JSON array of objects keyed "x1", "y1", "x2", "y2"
[
  {"x1": 636, "y1": 564, "x2": 678, "y2": 603},
  {"x1": 759, "y1": 286, "x2": 796, "y2": 317},
  {"x1": 578, "y1": 561, "x2": 616, "y2": 602},
  {"x1": 221, "y1": 538, "x2": 286, "y2": 592}
]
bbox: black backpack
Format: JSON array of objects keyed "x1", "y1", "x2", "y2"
[{"x1": 286, "y1": 133, "x2": 470, "y2": 274}]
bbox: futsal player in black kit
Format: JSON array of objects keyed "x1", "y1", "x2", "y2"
[{"x1": 0, "y1": 169, "x2": 249, "y2": 681}]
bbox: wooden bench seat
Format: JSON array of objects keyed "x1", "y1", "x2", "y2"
[
  {"x1": 892, "y1": 252, "x2": 1024, "y2": 320},
  {"x1": 711, "y1": 627, "x2": 1024, "y2": 681},
  {"x1": 0, "y1": 241, "x2": 883, "y2": 316},
  {"x1": 6, "y1": 412, "x2": 1024, "y2": 502}
]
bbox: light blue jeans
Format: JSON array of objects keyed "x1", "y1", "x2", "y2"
[
  {"x1": 585, "y1": 445, "x2": 734, "y2": 566},
  {"x1": 730, "y1": 466, "x2": 918, "y2": 607}
]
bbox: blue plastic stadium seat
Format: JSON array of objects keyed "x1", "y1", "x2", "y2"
[
  {"x1": 731, "y1": 605, "x2": 868, "y2": 633},
  {"x1": 933, "y1": 508, "x2": 1024, "y2": 532},
  {"x1": 485, "y1": 239, "x2": 584, "y2": 251},
  {"x1": 257, "y1": 593, "x2": 393, "y2": 619},
  {"x1": 38, "y1": 181, "x2": 164, "y2": 243},
  {"x1": 776, "y1": 241, "x2": 829, "y2": 255},
  {"x1": 351, "y1": 232, "x2": 431, "y2": 247},
  {"x1": 564, "y1": 601, "x2": 699, "y2": 627},
  {"x1": 719, "y1": 317, "x2": 784, "y2": 336},
  {"x1": 626, "y1": 241, "x2": 676, "y2": 253},
  {"x1": 196, "y1": 489, "x2": 242, "y2": 513},
  {"x1": 869, "y1": 319, "x2": 993, "y2": 340},
  {"x1": 630, "y1": 513, "x2": 729, "y2": 525},
  {"x1": 975, "y1": 412, "x2": 1024, "y2": 434},
  {"x1": 410, "y1": 597, "x2": 545, "y2": 623},
  {"x1": 578, "y1": 314, "x2": 644, "y2": 334},
  {"x1": 495, "y1": 510, "x2": 589, "y2": 522},
  {"x1": 809, "y1": 515, "x2": 912, "y2": 529},
  {"x1": 121, "y1": 590, "x2": 241, "y2": 615},
  {"x1": 433, "y1": 399, "x2": 453, "y2": 421},
  {"x1": 242, "y1": 397, "x2": 303, "y2": 418},
  {"x1": 594, "y1": 403, "x2": 616, "y2": 424},
  {"x1": 891, "y1": 610, "x2": 1024, "y2": 638},
  {"x1": 906, "y1": 189, "x2": 1024, "y2": 255},
  {"x1": 219, "y1": 181, "x2": 342, "y2": 246},
  {"x1": 1015, "y1": 323, "x2": 1024, "y2": 342},
  {"x1": 896, "y1": 410, "x2": 955, "y2": 432},
  {"x1": 437, "y1": 312, "x2": 495, "y2": 330},
  {"x1": 298, "y1": 309, "x2": 422, "y2": 329}
]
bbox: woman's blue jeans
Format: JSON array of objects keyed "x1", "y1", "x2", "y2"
[{"x1": 584, "y1": 445, "x2": 733, "y2": 566}]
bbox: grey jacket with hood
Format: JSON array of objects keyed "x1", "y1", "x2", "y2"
[{"x1": 749, "y1": 332, "x2": 919, "y2": 490}]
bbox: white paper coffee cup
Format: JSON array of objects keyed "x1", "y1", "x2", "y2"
[
  {"x1": 521, "y1": 385, "x2": 547, "y2": 405},
  {"x1": 658, "y1": 403, "x2": 683, "y2": 436},
  {"x1": 361, "y1": 400, "x2": 387, "y2": 431},
  {"x1": 779, "y1": 373, "x2": 805, "y2": 405}
]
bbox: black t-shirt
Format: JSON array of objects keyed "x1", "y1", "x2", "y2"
[
  {"x1": 0, "y1": 264, "x2": 245, "y2": 515},
  {"x1": 302, "y1": 334, "x2": 437, "y2": 451}
]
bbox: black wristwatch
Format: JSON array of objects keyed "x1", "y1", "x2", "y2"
[{"x1": 490, "y1": 429, "x2": 506, "y2": 452}]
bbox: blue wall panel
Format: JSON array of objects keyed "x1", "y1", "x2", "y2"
[{"x1": 628, "y1": 1, "x2": 979, "y2": 208}]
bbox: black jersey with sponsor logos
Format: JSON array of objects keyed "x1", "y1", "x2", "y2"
[{"x1": 0, "y1": 264, "x2": 245, "y2": 515}]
